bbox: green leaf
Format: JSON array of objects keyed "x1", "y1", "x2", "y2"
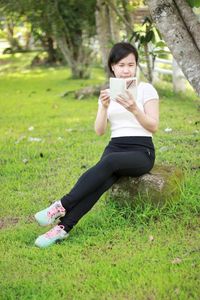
[
  {"x1": 153, "y1": 49, "x2": 167, "y2": 54},
  {"x1": 140, "y1": 36, "x2": 145, "y2": 44},
  {"x1": 156, "y1": 41, "x2": 166, "y2": 48},
  {"x1": 135, "y1": 33, "x2": 141, "y2": 42},
  {"x1": 187, "y1": 0, "x2": 200, "y2": 7},
  {"x1": 142, "y1": 16, "x2": 152, "y2": 26},
  {"x1": 129, "y1": 32, "x2": 136, "y2": 42},
  {"x1": 145, "y1": 30, "x2": 154, "y2": 43}
]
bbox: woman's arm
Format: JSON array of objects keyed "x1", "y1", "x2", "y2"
[
  {"x1": 116, "y1": 90, "x2": 159, "y2": 134},
  {"x1": 131, "y1": 99, "x2": 159, "y2": 133},
  {"x1": 94, "y1": 89, "x2": 110, "y2": 136},
  {"x1": 94, "y1": 106, "x2": 108, "y2": 136}
]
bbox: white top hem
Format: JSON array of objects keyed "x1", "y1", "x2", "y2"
[{"x1": 111, "y1": 128, "x2": 152, "y2": 138}]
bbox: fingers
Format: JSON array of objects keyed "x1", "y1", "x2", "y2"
[
  {"x1": 116, "y1": 93, "x2": 135, "y2": 110},
  {"x1": 100, "y1": 89, "x2": 110, "y2": 101},
  {"x1": 116, "y1": 94, "x2": 128, "y2": 102},
  {"x1": 100, "y1": 89, "x2": 109, "y2": 97},
  {"x1": 125, "y1": 90, "x2": 135, "y2": 102},
  {"x1": 116, "y1": 95, "x2": 128, "y2": 107},
  {"x1": 100, "y1": 89, "x2": 110, "y2": 108}
]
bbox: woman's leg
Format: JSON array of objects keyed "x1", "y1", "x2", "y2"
[
  {"x1": 34, "y1": 150, "x2": 154, "y2": 247},
  {"x1": 58, "y1": 173, "x2": 119, "y2": 232},
  {"x1": 60, "y1": 151, "x2": 153, "y2": 211}
]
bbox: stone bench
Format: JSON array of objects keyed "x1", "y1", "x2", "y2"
[{"x1": 108, "y1": 165, "x2": 184, "y2": 208}]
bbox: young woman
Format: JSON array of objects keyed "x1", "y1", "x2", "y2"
[{"x1": 34, "y1": 42, "x2": 159, "y2": 248}]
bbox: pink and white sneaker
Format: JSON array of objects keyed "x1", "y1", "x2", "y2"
[
  {"x1": 34, "y1": 201, "x2": 66, "y2": 226},
  {"x1": 35, "y1": 225, "x2": 69, "y2": 248}
]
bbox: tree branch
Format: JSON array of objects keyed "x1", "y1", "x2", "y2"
[{"x1": 105, "y1": 0, "x2": 134, "y2": 36}]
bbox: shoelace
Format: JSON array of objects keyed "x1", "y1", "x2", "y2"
[
  {"x1": 47, "y1": 205, "x2": 65, "y2": 218},
  {"x1": 45, "y1": 225, "x2": 65, "y2": 238}
]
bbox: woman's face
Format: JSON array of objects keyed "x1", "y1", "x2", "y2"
[{"x1": 111, "y1": 53, "x2": 137, "y2": 78}]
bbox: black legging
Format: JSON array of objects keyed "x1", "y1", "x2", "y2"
[{"x1": 59, "y1": 137, "x2": 155, "y2": 232}]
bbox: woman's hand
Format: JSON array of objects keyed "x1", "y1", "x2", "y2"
[
  {"x1": 116, "y1": 90, "x2": 138, "y2": 114},
  {"x1": 99, "y1": 89, "x2": 110, "y2": 109}
]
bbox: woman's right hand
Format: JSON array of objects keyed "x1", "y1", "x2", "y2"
[{"x1": 99, "y1": 89, "x2": 110, "y2": 109}]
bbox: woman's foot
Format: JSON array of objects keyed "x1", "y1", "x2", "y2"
[
  {"x1": 34, "y1": 201, "x2": 66, "y2": 226},
  {"x1": 35, "y1": 225, "x2": 69, "y2": 248}
]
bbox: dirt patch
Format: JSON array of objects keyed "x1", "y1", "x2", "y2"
[
  {"x1": 0, "y1": 215, "x2": 35, "y2": 230},
  {"x1": 0, "y1": 216, "x2": 20, "y2": 230}
]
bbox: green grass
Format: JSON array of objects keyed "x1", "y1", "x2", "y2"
[{"x1": 0, "y1": 53, "x2": 199, "y2": 300}]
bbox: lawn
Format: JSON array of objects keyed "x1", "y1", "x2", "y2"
[{"x1": 0, "y1": 52, "x2": 199, "y2": 300}]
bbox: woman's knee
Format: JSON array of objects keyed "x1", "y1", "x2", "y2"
[{"x1": 101, "y1": 153, "x2": 118, "y2": 170}]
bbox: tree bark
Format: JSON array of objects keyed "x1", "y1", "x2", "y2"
[
  {"x1": 46, "y1": 36, "x2": 57, "y2": 63},
  {"x1": 147, "y1": 0, "x2": 200, "y2": 96},
  {"x1": 95, "y1": 0, "x2": 112, "y2": 75},
  {"x1": 144, "y1": 43, "x2": 153, "y2": 83},
  {"x1": 108, "y1": 0, "x2": 120, "y2": 42},
  {"x1": 95, "y1": 0, "x2": 120, "y2": 77},
  {"x1": 175, "y1": 0, "x2": 200, "y2": 51},
  {"x1": 56, "y1": 35, "x2": 90, "y2": 78},
  {"x1": 106, "y1": 0, "x2": 134, "y2": 36},
  {"x1": 5, "y1": 19, "x2": 22, "y2": 51},
  {"x1": 173, "y1": 58, "x2": 186, "y2": 93},
  {"x1": 50, "y1": 1, "x2": 93, "y2": 79},
  {"x1": 121, "y1": 0, "x2": 134, "y2": 37}
]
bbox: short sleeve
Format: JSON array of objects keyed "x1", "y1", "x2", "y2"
[{"x1": 142, "y1": 83, "x2": 159, "y2": 104}]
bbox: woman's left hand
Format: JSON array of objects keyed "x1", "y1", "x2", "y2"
[{"x1": 116, "y1": 90, "x2": 138, "y2": 114}]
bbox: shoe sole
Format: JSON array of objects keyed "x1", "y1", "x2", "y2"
[
  {"x1": 34, "y1": 213, "x2": 65, "y2": 227},
  {"x1": 34, "y1": 214, "x2": 49, "y2": 227},
  {"x1": 35, "y1": 235, "x2": 69, "y2": 248}
]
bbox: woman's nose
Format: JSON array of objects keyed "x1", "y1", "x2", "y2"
[{"x1": 123, "y1": 66, "x2": 129, "y2": 73}]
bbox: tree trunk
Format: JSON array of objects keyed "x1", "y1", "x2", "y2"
[
  {"x1": 51, "y1": 1, "x2": 92, "y2": 79},
  {"x1": 121, "y1": 0, "x2": 134, "y2": 37},
  {"x1": 95, "y1": 0, "x2": 120, "y2": 77},
  {"x1": 56, "y1": 35, "x2": 91, "y2": 79},
  {"x1": 106, "y1": 0, "x2": 134, "y2": 37},
  {"x1": 173, "y1": 58, "x2": 186, "y2": 93},
  {"x1": 144, "y1": 43, "x2": 153, "y2": 83},
  {"x1": 108, "y1": 0, "x2": 120, "y2": 42},
  {"x1": 6, "y1": 19, "x2": 22, "y2": 51},
  {"x1": 55, "y1": 36, "x2": 72, "y2": 65},
  {"x1": 175, "y1": 0, "x2": 200, "y2": 52},
  {"x1": 46, "y1": 36, "x2": 57, "y2": 63},
  {"x1": 147, "y1": 0, "x2": 200, "y2": 96},
  {"x1": 95, "y1": 0, "x2": 112, "y2": 75}
]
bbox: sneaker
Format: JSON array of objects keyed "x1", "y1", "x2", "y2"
[
  {"x1": 35, "y1": 225, "x2": 69, "y2": 248},
  {"x1": 34, "y1": 201, "x2": 66, "y2": 226}
]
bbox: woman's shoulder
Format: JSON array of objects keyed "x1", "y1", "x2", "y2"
[
  {"x1": 138, "y1": 81, "x2": 159, "y2": 102},
  {"x1": 138, "y1": 81, "x2": 156, "y2": 90}
]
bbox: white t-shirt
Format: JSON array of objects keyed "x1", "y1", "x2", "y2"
[{"x1": 98, "y1": 82, "x2": 159, "y2": 138}]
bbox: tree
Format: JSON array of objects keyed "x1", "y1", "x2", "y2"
[
  {"x1": 0, "y1": 0, "x2": 96, "y2": 78},
  {"x1": 95, "y1": 0, "x2": 120, "y2": 75},
  {"x1": 95, "y1": 0, "x2": 142, "y2": 77},
  {"x1": 130, "y1": 16, "x2": 167, "y2": 83},
  {"x1": 51, "y1": 0, "x2": 96, "y2": 78},
  {"x1": 0, "y1": 1, "x2": 58, "y2": 61},
  {"x1": 3, "y1": 17, "x2": 23, "y2": 52},
  {"x1": 147, "y1": 0, "x2": 200, "y2": 95}
]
